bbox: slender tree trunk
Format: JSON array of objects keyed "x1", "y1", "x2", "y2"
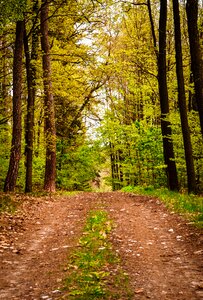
[
  {"x1": 186, "y1": 0, "x2": 203, "y2": 137},
  {"x1": 147, "y1": 0, "x2": 158, "y2": 60},
  {"x1": 40, "y1": 0, "x2": 56, "y2": 192},
  {"x1": 158, "y1": 0, "x2": 179, "y2": 191},
  {"x1": 24, "y1": 24, "x2": 34, "y2": 193},
  {"x1": 172, "y1": 0, "x2": 197, "y2": 193},
  {"x1": 0, "y1": 32, "x2": 11, "y2": 128},
  {"x1": 118, "y1": 149, "x2": 123, "y2": 187},
  {"x1": 4, "y1": 21, "x2": 24, "y2": 192},
  {"x1": 110, "y1": 142, "x2": 116, "y2": 191},
  {"x1": 1, "y1": 33, "x2": 8, "y2": 117},
  {"x1": 24, "y1": 0, "x2": 39, "y2": 193},
  {"x1": 188, "y1": 72, "x2": 198, "y2": 111}
]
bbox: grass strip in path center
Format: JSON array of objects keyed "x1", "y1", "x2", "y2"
[{"x1": 61, "y1": 209, "x2": 132, "y2": 300}]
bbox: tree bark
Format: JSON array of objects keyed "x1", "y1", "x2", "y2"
[
  {"x1": 172, "y1": 0, "x2": 196, "y2": 193},
  {"x1": 40, "y1": 0, "x2": 56, "y2": 192},
  {"x1": 158, "y1": 0, "x2": 179, "y2": 191},
  {"x1": 24, "y1": 0, "x2": 39, "y2": 193},
  {"x1": 24, "y1": 24, "x2": 34, "y2": 193},
  {"x1": 188, "y1": 72, "x2": 198, "y2": 111},
  {"x1": 110, "y1": 142, "x2": 116, "y2": 191},
  {"x1": 1, "y1": 32, "x2": 9, "y2": 118},
  {"x1": 4, "y1": 21, "x2": 24, "y2": 192},
  {"x1": 147, "y1": 0, "x2": 158, "y2": 60},
  {"x1": 186, "y1": 0, "x2": 203, "y2": 137}
]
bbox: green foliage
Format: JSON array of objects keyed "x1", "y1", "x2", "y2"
[
  {"x1": 122, "y1": 185, "x2": 203, "y2": 227},
  {"x1": 62, "y1": 210, "x2": 132, "y2": 299},
  {"x1": 0, "y1": 126, "x2": 11, "y2": 190},
  {"x1": 57, "y1": 141, "x2": 103, "y2": 191},
  {"x1": 32, "y1": 155, "x2": 46, "y2": 189},
  {"x1": 170, "y1": 111, "x2": 203, "y2": 191},
  {"x1": 96, "y1": 2, "x2": 203, "y2": 194},
  {"x1": 100, "y1": 118, "x2": 166, "y2": 189},
  {"x1": 0, "y1": 0, "x2": 27, "y2": 30},
  {"x1": 100, "y1": 108, "x2": 203, "y2": 192},
  {"x1": 0, "y1": 0, "x2": 202, "y2": 194}
]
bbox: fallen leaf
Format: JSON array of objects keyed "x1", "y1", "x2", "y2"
[{"x1": 135, "y1": 288, "x2": 144, "y2": 294}]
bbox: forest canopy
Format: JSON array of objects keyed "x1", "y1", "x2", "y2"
[{"x1": 0, "y1": 0, "x2": 203, "y2": 193}]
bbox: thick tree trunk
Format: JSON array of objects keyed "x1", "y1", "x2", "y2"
[
  {"x1": 158, "y1": 0, "x2": 179, "y2": 191},
  {"x1": 4, "y1": 21, "x2": 24, "y2": 192},
  {"x1": 186, "y1": 0, "x2": 203, "y2": 137},
  {"x1": 40, "y1": 0, "x2": 56, "y2": 192},
  {"x1": 172, "y1": 0, "x2": 196, "y2": 193}
]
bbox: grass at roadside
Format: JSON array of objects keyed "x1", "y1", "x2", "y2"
[
  {"x1": 61, "y1": 209, "x2": 132, "y2": 300},
  {"x1": 122, "y1": 186, "x2": 203, "y2": 228},
  {"x1": 0, "y1": 194, "x2": 18, "y2": 213}
]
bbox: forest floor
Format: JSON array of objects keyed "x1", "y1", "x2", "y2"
[{"x1": 0, "y1": 192, "x2": 202, "y2": 300}]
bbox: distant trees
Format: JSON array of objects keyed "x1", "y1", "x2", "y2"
[{"x1": 99, "y1": 1, "x2": 203, "y2": 193}]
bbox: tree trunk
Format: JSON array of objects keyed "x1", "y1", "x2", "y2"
[
  {"x1": 40, "y1": 0, "x2": 56, "y2": 192},
  {"x1": 172, "y1": 0, "x2": 197, "y2": 193},
  {"x1": 158, "y1": 0, "x2": 179, "y2": 191},
  {"x1": 4, "y1": 21, "x2": 24, "y2": 192},
  {"x1": 24, "y1": 24, "x2": 34, "y2": 193},
  {"x1": 188, "y1": 72, "x2": 198, "y2": 111},
  {"x1": 1, "y1": 32, "x2": 9, "y2": 118},
  {"x1": 110, "y1": 142, "x2": 116, "y2": 191},
  {"x1": 147, "y1": 0, "x2": 158, "y2": 60},
  {"x1": 24, "y1": 0, "x2": 39, "y2": 193},
  {"x1": 186, "y1": 0, "x2": 203, "y2": 137}
]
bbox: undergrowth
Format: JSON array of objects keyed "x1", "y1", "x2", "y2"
[
  {"x1": 122, "y1": 185, "x2": 203, "y2": 228},
  {"x1": 61, "y1": 210, "x2": 132, "y2": 299},
  {"x1": 0, "y1": 194, "x2": 18, "y2": 213}
]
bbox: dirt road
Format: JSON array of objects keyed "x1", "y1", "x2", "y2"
[{"x1": 0, "y1": 192, "x2": 202, "y2": 299}]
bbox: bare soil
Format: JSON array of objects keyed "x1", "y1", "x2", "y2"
[{"x1": 0, "y1": 192, "x2": 202, "y2": 300}]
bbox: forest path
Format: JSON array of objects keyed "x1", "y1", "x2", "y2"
[{"x1": 0, "y1": 192, "x2": 202, "y2": 300}]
